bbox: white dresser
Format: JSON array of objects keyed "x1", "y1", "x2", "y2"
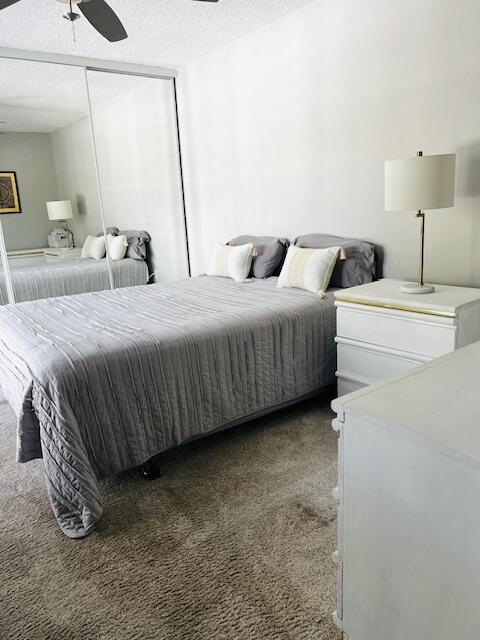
[
  {"x1": 330, "y1": 340, "x2": 480, "y2": 640},
  {"x1": 335, "y1": 279, "x2": 480, "y2": 396}
]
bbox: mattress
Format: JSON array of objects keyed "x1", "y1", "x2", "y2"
[
  {"x1": 0, "y1": 276, "x2": 337, "y2": 538},
  {"x1": 0, "y1": 257, "x2": 149, "y2": 304}
]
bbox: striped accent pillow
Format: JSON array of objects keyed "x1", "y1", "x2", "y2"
[
  {"x1": 207, "y1": 243, "x2": 254, "y2": 282},
  {"x1": 277, "y1": 245, "x2": 340, "y2": 295}
]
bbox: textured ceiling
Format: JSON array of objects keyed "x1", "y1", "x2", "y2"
[
  {"x1": 0, "y1": 58, "x2": 154, "y2": 132},
  {"x1": 0, "y1": 0, "x2": 315, "y2": 68},
  {"x1": 0, "y1": 58, "x2": 88, "y2": 132}
]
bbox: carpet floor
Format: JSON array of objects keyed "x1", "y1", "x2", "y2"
[{"x1": 0, "y1": 395, "x2": 341, "y2": 640}]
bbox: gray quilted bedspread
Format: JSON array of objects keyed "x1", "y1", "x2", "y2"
[
  {"x1": 0, "y1": 276, "x2": 336, "y2": 538},
  {"x1": 0, "y1": 257, "x2": 149, "y2": 305}
]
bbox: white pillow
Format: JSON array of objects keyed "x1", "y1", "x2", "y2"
[
  {"x1": 207, "y1": 243, "x2": 254, "y2": 282},
  {"x1": 277, "y1": 245, "x2": 340, "y2": 295},
  {"x1": 107, "y1": 234, "x2": 128, "y2": 261},
  {"x1": 81, "y1": 235, "x2": 106, "y2": 260}
]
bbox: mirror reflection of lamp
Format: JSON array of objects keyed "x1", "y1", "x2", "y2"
[{"x1": 46, "y1": 200, "x2": 75, "y2": 248}]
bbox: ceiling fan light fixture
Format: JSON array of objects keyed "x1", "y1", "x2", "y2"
[
  {"x1": 61, "y1": 0, "x2": 80, "y2": 24},
  {"x1": 63, "y1": 11, "x2": 80, "y2": 21}
]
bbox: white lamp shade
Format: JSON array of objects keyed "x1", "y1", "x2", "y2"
[
  {"x1": 46, "y1": 200, "x2": 73, "y2": 221},
  {"x1": 385, "y1": 153, "x2": 456, "y2": 211}
]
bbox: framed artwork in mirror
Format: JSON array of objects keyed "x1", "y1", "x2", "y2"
[{"x1": 0, "y1": 171, "x2": 21, "y2": 214}]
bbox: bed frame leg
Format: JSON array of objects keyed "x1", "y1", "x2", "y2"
[{"x1": 141, "y1": 456, "x2": 162, "y2": 480}]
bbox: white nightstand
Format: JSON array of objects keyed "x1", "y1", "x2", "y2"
[
  {"x1": 334, "y1": 279, "x2": 480, "y2": 396},
  {"x1": 7, "y1": 247, "x2": 82, "y2": 263},
  {"x1": 44, "y1": 247, "x2": 82, "y2": 261}
]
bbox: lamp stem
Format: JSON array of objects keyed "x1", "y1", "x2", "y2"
[
  {"x1": 416, "y1": 149, "x2": 425, "y2": 287},
  {"x1": 417, "y1": 210, "x2": 426, "y2": 286}
]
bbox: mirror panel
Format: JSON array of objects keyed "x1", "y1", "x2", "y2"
[
  {"x1": 0, "y1": 58, "x2": 108, "y2": 304},
  {"x1": 86, "y1": 70, "x2": 188, "y2": 287},
  {"x1": 0, "y1": 225, "x2": 13, "y2": 305}
]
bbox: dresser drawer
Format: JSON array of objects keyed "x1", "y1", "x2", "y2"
[
  {"x1": 336, "y1": 305, "x2": 457, "y2": 358},
  {"x1": 336, "y1": 339, "x2": 428, "y2": 385}
]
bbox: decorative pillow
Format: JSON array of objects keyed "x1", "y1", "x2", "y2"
[
  {"x1": 119, "y1": 230, "x2": 151, "y2": 260},
  {"x1": 277, "y1": 245, "x2": 340, "y2": 295},
  {"x1": 207, "y1": 243, "x2": 254, "y2": 282},
  {"x1": 81, "y1": 235, "x2": 106, "y2": 260},
  {"x1": 294, "y1": 234, "x2": 376, "y2": 288},
  {"x1": 107, "y1": 234, "x2": 128, "y2": 261},
  {"x1": 228, "y1": 235, "x2": 289, "y2": 278},
  {"x1": 97, "y1": 228, "x2": 151, "y2": 260}
]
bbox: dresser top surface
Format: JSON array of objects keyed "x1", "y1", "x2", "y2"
[
  {"x1": 335, "y1": 279, "x2": 480, "y2": 315},
  {"x1": 333, "y1": 340, "x2": 480, "y2": 468}
]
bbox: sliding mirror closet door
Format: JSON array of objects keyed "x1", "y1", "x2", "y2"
[
  {"x1": 86, "y1": 70, "x2": 189, "y2": 287},
  {"x1": 0, "y1": 231, "x2": 13, "y2": 305},
  {"x1": 0, "y1": 58, "x2": 108, "y2": 305}
]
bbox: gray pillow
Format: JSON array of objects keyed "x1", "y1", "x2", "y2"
[
  {"x1": 97, "y1": 228, "x2": 151, "y2": 260},
  {"x1": 228, "y1": 235, "x2": 289, "y2": 278},
  {"x1": 294, "y1": 234, "x2": 376, "y2": 288},
  {"x1": 119, "y1": 230, "x2": 151, "y2": 260}
]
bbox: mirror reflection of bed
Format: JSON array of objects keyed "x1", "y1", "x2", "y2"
[
  {"x1": 2, "y1": 234, "x2": 151, "y2": 305},
  {"x1": 0, "y1": 58, "x2": 188, "y2": 305}
]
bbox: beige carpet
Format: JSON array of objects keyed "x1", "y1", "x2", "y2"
[{"x1": 0, "y1": 395, "x2": 341, "y2": 640}]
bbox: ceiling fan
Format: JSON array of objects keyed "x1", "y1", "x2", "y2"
[{"x1": 0, "y1": 0, "x2": 220, "y2": 43}]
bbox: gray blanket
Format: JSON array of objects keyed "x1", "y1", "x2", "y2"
[
  {"x1": 0, "y1": 276, "x2": 336, "y2": 538},
  {"x1": 0, "y1": 257, "x2": 148, "y2": 305}
]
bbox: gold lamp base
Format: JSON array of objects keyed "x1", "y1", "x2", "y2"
[{"x1": 401, "y1": 282, "x2": 435, "y2": 295}]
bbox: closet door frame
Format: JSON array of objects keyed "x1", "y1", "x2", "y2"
[{"x1": 0, "y1": 48, "x2": 191, "y2": 303}]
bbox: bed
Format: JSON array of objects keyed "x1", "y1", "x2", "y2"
[
  {"x1": 0, "y1": 276, "x2": 337, "y2": 538},
  {"x1": 0, "y1": 256, "x2": 149, "y2": 305}
]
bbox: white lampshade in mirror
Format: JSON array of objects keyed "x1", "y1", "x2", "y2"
[{"x1": 46, "y1": 200, "x2": 74, "y2": 221}]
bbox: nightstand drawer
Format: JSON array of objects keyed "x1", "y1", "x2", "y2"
[
  {"x1": 336, "y1": 305, "x2": 457, "y2": 358},
  {"x1": 336, "y1": 339, "x2": 427, "y2": 384}
]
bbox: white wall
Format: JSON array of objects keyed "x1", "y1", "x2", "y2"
[
  {"x1": 179, "y1": 0, "x2": 480, "y2": 286},
  {"x1": 50, "y1": 115, "x2": 103, "y2": 247},
  {"x1": 0, "y1": 132, "x2": 59, "y2": 250}
]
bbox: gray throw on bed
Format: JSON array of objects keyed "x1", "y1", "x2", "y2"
[
  {"x1": 0, "y1": 257, "x2": 149, "y2": 305},
  {"x1": 0, "y1": 276, "x2": 336, "y2": 538}
]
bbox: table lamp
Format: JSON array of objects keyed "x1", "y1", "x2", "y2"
[
  {"x1": 46, "y1": 200, "x2": 74, "y2": 248},
  {"x1": 385, "y1": 151, "x2": 456, "y2": 294}
]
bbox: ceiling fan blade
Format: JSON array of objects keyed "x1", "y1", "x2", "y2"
[
  {"x1": 78, "y1": 0, "x2": 127, "y2": 42},
  {"x1": 0, "y1": 0, "x2": 22, "y2": 10}
]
